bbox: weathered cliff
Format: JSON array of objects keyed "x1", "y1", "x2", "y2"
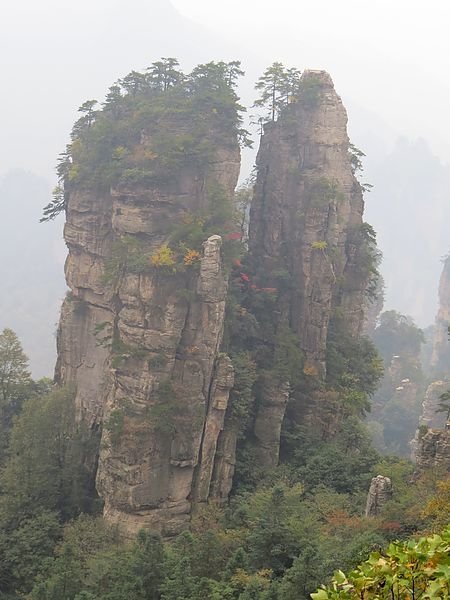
[
  {"x1": 246, "y1": 70, "x2": 375, "y2": 462},
  {"x1": 365, "y1": 475, "x2": 393, "y2": 517},
  {"x1": 55, "y1": 75, "x2": 241, "y2": 536},
  {"x1": 415, "y1": 429, "x2": 450, "y2": 470},
  {"x1": 55, "y1": 66, "x2": 378, "y2": 535},
  {"x1": 430, "y1": 255, "x2": 450, "y2": 377},
  {"x1": 420, "y1": 256, "x2": 450, "y2": 430},
  {"x1": 249, "y1": 70, "x2": 369, "y2": 373},
  {"x1": 418, "y1": 380, "x2": 450, "y2": 430},
  {"x1": 413, "y1": 257, "x2": 450, "y2": 467}
]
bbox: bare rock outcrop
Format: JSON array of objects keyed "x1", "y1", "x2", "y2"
[
  {"x1": 248, "y1": 70, "x2": 372, "y2": 461},
  {"x1": 253, "y1": 379, "x2": 290, "y2": 468},
  {"x1": 365, "y1": 475, "x2": 393, "y2": 517},
  {"x1": 413, "y1": 258, "x2": 450, "y2": 465},
  {"x1": 431, "y1": 256, "x2": 450, "y2": 376},
  {"x1": 55, "y1": 68, "x2": 376, "y2": 535},
  {"x1": 415, "y1": 429, "x2": 450, "y2": 470},
  {"x1": 420, "y1": 380, "x2": 450, "y2": 429},
  {"x1": 56, "y1": 108, "x2": 240, "y2": 536},
  {"x1": 250, "y1": 70, "x2": 368, "y2": 374}
]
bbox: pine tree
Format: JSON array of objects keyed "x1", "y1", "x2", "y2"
[
  {"x1": 254, "y1": 63, "x2": 302, "y2": 121},
  {"x1": 0, "y1": 328, "x2": 30, "y2": 410},
  {"x1": 254, "y1": 62, "x2": 288, "y2": 121},
  {"x1": 146, "y1": 57, "x2": 183, "y2": 91}
]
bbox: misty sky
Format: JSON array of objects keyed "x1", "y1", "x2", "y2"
[
  {"x1": 174, "y1": 0, "x2": 450, "y2": 153},
  {"x1": 3, "y1": 0, "x2": 450, "y2": 179},
  {"x1": 2, "y1": 0, "x2": 450, "y2": 374}
]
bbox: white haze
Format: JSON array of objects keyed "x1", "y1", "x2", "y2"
[{"x1": 1, "y1": 0, "x2": 450, "y2": 374}]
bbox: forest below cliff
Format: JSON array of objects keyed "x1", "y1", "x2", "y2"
[
  {"x1": 1, "y1": 331, "x2": 448, "y2": 598},
  {"x1": 0, "y1": 58, "x2": 449, "y2": 599}
]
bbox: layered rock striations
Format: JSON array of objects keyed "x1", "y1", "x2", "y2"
[
  {"x1": 415, "y1": 429, "x2": 450, "y2": 470},
  {"x1": 430, "y1": 255, "x2": 450, "y2": 377},
  {"x1": 55, "y1": 67, "x2": 376, "y2": 536},
  {"x1": 246, "y1": 70, "x2": 375, "y2": 462},
  {"x1": 414, "y1": 257, "x2": 450, "y2": 468},
  {"x1": 250, "y1": 71, "x2": 369, "y2": 374},
  {"x1": 56, "y1": 83, "x2": 240, "y2": 536},
  {"x1": 365, "y1": 475, "x2": 393, "y2": 517}
]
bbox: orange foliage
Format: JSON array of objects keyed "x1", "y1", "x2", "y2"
[{"x1": 183, "y1": 248, "x2": 201, "y2": 266}]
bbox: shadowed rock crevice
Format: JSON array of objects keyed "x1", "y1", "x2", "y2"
[
  {"x1": 56, "y1": 68, "x2": 377, "y2": 536},
  {"x1": 247, "y1": 70, "x2": 374, "y2": 464}
]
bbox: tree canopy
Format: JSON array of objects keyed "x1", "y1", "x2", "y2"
[
  {"x1": 254, "y1": 62, "x2": 302, "y2": 121},
  {"x1": 312, "y1": 525, "x2": 450, "y2": 600},
  {"x1": 41, "y1": 58, "x2": 249, "y2": 222},
  {"x1": 0, "y1": 327, "x2": 30, "y2": 407}
]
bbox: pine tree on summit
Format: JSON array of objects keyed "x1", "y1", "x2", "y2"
[
  {"x1": 146, "y1": 57, "x2": 183, "y2": 91},
  {"x1": 254, "y1": 62, "x2": 301, "y2": 121}
]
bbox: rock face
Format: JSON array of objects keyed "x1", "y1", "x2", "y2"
[
  {"x1": 365, "y1": 475, "x2": 393, "y2": 517},
  {"x1": 56, "y1": 114, "x2": 240, "y2": 536},
  {"x1": 419, "y1": 380, "x2": 450, "y2": 430},
  {"x1": 416, "y1": 429, "x2": 450, "y2": 470},
  {"x1": 56, "y1": 68, "x2": 374, "y2": 536},
  {"x1": 250, "y1": 70, "x2": 368, "y2": 375},
  {"x1": 253, "y1": 379, "x2": 290, "y2": 468},
  {"x1": 248, "y1": 70, "x2": 372, "y2": 461},
  {"x1": 431, "y1": 256, "x2": 450, "y2": 376},
  {"x1": 413, "y1": 258, "x2": 450, "y2": 465}
]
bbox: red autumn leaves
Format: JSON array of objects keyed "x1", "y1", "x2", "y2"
[{"x1": 232, "y1": 259, "x2": 277, "y2": 294}]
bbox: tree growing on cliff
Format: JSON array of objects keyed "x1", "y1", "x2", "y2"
[
  {"x1": 146, "y1": 57, "x2": 183, "y2": 91},
  {"x1": 254, "y1": 62, "x2": 287, "y2": 122},
  {"x1": 254, "y1": 63, "x2": 302, "y2": 121},
  {"x1": 436, "y1": 389, "x2": 450, "y2": 420},
  {"x1": 119, "y1": 70, "x2": 148, "y2": 96},
  {"x1": 70, "y1": 100, "x2": 99, "y2": 140},
  {"x1": 189, "y1": 60, "x2": 244, "y2": 92},
  {"x1": 77, "y1": 100, "x2": 97, "y2": 127},
  {"x1": 102, "y1": 84, "x2": 124, "y2": 119}
]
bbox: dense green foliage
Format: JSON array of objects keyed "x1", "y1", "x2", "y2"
[
  {"x1": 0, "y1": 328, "x2": 31, "y2": 406},
  {"x1": 220, "y1": 244, "x2": 383, "y2": 496},
  {"x1": 42, "y1": 58, "x2": 249, "y2": 222},
  {"x1": 25, "y1": 58, "x2": 449, "y2": 600},
  {"x1": 0, "y1": 327, "x2": 32, "y2": 462},
  {"x1": 0, "y1": 324, "x2": 444, "y2": 599},
  {"x1": 0, "y1": 392, "x2": 100, "y2": 593},
  {"x1": 1, "y1": 385, "x2": 97, "y2": 522},
  {"x1": 312, "y1": 525, "x2": 450, "y2": 599},
  {"x1": 254, "y1": 62, "x2": 302, "y2": 121},
  {"x1": 4, "y1": 429, "x2": 444, "y2": 600}
]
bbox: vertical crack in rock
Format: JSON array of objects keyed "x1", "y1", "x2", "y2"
[
  {"x1": 414, "y1": 257, "x2": 450, "y2": 468},
  {"x1": 247, "y1": 70, "x2": 371, "y2": 464},
  {"x1": 56, "y1": 113, "x2": 240, "y2": 536},
  {"x1": 365, "y1": 475, "x2": 393, "y2": 517},
  {"x1": 55, "y1": 68, "x2": 375, "y2": 535}
]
